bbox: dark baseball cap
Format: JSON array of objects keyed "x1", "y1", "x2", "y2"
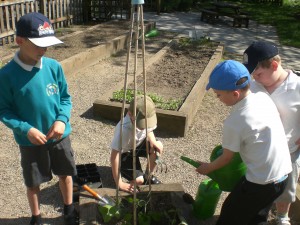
[
  {"x1": 16, "y1": 12, "x2": 63, "y2": 47},
  {"x1": 243, "y1": 41, "x2": 279, "y2": 74},
  {"x1": 206, "y1": 60, "x2": 250, "y2": 91}
]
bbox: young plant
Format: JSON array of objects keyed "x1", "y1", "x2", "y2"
[
  {"x1": 98, "y1": 195, "x2": 185, "y2": 225},
  {"x1": 111, "y1": 89, "x2": 182, "y2": 111}
]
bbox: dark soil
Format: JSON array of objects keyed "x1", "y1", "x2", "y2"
[
  {"x1": 139, "y1": 39, "x2": 219, "y2": 101},
  {"x1": 0, "y1": 20, "x2": 219, "y2": 104}
]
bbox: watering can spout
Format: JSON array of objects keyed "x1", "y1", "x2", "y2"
[
  {"x1": 180, "y1": 156, "x2": 217, "y2": 180},
  {"x1": 180, "y1": 145, "x2": 247, "y2": 192}
]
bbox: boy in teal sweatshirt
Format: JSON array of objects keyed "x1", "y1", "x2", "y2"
[{"x1": 0, "y1": 12, "x2": 77, "y2": 225}]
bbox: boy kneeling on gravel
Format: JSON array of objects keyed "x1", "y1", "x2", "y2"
[
  {"x1": 110, "y1": 95, "x2": 163, "y2": 193},
  {"x1": 197, "y1": 60, "x2": 292, "y2": 225}
]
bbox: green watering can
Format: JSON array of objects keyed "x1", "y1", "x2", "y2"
[
  {"x1": 193, "y1": 178, "x2": 222, "y2": 220},
  {"x1": 145, "y1": 28, "x2": 159, "y2": 38},
  {"x1": 181, "y1": 145, "x2": 247, "y2": 192}
]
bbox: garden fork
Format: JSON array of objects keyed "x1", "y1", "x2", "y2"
[{"x1": 155, "y1": 151, "x2": 168, "y2": 173}]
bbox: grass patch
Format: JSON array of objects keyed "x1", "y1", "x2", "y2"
[
  {"x1": 111, "y1": 89, "x2": 183, "y2": 110},
  {"x1": 194, "y1": 0, "x2": 300, "y2": 48},
  {"x1": 244, "y1": 0, "x2": 300, "y2": 47}
]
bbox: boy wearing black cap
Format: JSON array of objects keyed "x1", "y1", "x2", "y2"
[
  {"x1": 110, "y1": 95, "x2": 163, "y2": 193},
  {"x1": 197, "y1": 60, "x2": 292, "y2": 225},
  {"x1": 244, "y1": 41, "x2": 300, "y2": 225},
  {"x1": 0, "y1": 12, "x2": 77, "y2": 225}
]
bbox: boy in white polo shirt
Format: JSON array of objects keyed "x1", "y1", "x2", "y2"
[
  {"x1": 244, "y1": 41, "x2": 300, "y2": 225},
  {"x1": 197, "y1": 60, "x2": 292, "y2": 225},
  {"x1": 110, "y1": 95, "x2": 163, "y2": 193}
]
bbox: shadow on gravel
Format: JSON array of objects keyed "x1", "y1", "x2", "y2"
[
  {"x1": 0, "y1": 216, "x2": 64, "y2": 225},
  {"x1": 81, "y1": 106, "x2": 117, "y2": 127},
  {"x1": 40, "y1": 181, "x2": 63, "y2": 209},
  {"x1": 97, "y1": 165, "x2": 115, "y2": 189}
]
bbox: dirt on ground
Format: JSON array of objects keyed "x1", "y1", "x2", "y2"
[
  {"x1": 0, "y1": 19, "x2": 221, "y2": 225},
  {"x1": 133, "y1": 39, "x2": 219, "y2": 102},
  {"x1": 0, "y1": 20, "x2": 134, "y2": 62},
  {"x1": 0, "y1": 20, "x2": 219, "y2": 104},
  {"x1": 0, "y1": 19, "x2": 287, "y2": 225}
]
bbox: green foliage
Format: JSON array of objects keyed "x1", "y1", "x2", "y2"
[
  {"x1": 194, "y1": 0, "x2": 300, "y2": 48},
  {"x1": 160, "y1": 0, "x2": 181, "y2": 12},
  {"x1": 178, "y1": 36, "x2": 212, "y2": 47},
  {"x1": 98, "y1": 204, "x2": 121, "y2": 223},
  {"x1": 98, "y1": 196, "x2": 184, "y2": 225},
  {"x1": 111, "y1": 89, "x2": 183, "y2": 111},
  {"x1": 244, "y1": 1, "x2": 300, "y2": 47},
  {"x1": 178, "y1": 0, "x2": 194, "y2": 11}
]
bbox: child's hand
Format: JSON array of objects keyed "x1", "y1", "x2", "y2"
[
  {"x1": 46, "y1": 121, "x2": 66, "y2": 140},
  {"x1": 196, "y1": 162, "x2": 213, "y2": 175},
  {"x1": 119, "y1": 181, "x2": 139, "y2": 193},
  {"x1": 152, "y1": 140, "x2": 163, "y2": 154},
  {"x1": 27, "y1": 127, "x2": 47, "y2": 145}
]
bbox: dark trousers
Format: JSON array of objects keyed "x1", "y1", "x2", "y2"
[
  {"x1": 120, "y1": 140, "x2": 149, "y2": 181},
  {"x1": 216, "y1": 175, "x2": 288, "y2": 225}
]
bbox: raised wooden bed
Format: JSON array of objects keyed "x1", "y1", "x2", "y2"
[
  {"x1": 60, "y1": 22, "x2": 156, "y2": 76},
  {"x1": 79, "y1": 183, "x2": 191, "y2": 225},
  {"x1": 92, "y1": 42, "x2": 224, "y2": 137}
]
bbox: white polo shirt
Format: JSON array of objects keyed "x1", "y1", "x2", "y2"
[
  {"x1": 111, "y1": 114, "x2": 156, "y2": 153},
  {"x1": 251, "y1": 71, "x2": 300, "y2": 153},
  {"x1": 222, "y1": 92, "x2": 292, "y2": 184}
]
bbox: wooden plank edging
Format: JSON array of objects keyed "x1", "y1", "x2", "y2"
[
  {"x1": 92, "y1": 42, "x2": 224, "y2": 137},
  {"x1": 61, "y1": 22, "x2": 156, "y2": 76}
]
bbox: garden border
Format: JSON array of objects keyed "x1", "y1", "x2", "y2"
[
  {"x1": 92, "y1": 41, "x2": 224, "y2": 137},
  {"x1": 79, "y1": 183, "x2": 191, "y2": 225},
  {"x1": 60, "y1": 22, "x2": 156, "y2": 76}
]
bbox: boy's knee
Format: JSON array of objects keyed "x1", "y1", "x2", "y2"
[
  {"x1": 27, "y1": 186, "x2": 40, "y2": 192},
  {"x1": 136, "y1": 175, "x2": 144, "y2": 185}
]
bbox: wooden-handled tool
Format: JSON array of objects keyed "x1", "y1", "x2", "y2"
[{"x1": 82, "y1": 184, "x2": 114, "y2": 206}]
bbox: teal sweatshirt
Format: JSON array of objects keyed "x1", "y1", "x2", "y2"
[{"x1": 0, "y1": 56, "x2": 72, "y2": 146}]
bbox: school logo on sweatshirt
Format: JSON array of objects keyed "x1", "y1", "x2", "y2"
[{"x1": 46, "y1": 83, "x2": 59, "y2": 96}]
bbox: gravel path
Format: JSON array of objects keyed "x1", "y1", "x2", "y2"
[
  {"x1": 0, "y1": 34, "x2": 284, "y2": 225},
  {"x1": 0, "y1": 47, "x2": 231, "y2": 225}
]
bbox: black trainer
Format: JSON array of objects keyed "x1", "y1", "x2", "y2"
[
  {"x1": 64, "y1": 209, "x2": 79, "y2": 225},
  {"x1": 143, "y1": 175, "x2": 162, "y2": 185},
  {"x1": 29, "y1": 215, "x2": 41, "y2": 225},
  {"x1": 29, "y1": 222, "x2": 42, "y2": 225}
]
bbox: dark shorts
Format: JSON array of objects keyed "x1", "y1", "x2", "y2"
[
  {"x1": 19, "y1": 136, "x2": 77, "y2": 188},
  {"x1": 120, "y1": 140, "x2": 148, "y2": 181}
]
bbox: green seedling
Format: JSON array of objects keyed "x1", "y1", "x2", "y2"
[
  {"x1": 98, "y1": 195, "x2": 186, "y2": 224},
  {"x1": 111, "y1": 89, "x2": 182, "y2": 110}
]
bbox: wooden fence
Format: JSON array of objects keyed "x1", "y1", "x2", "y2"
[
  {"x1": 0, "y1": 0, "x2": 130, "y2": 46},
  {"x1": 0, "y1": 0, "x2": 80, "y2": 45}
]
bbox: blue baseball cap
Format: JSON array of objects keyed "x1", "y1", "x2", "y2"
[
  {"x1": 206, "y1": 60, "x2": 250, "y2": 91},
  {"x1": 16, "y1": 12, "x2": 63, "y2": 47}
]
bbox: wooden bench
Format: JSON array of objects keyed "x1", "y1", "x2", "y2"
[
  {"x1": 200, "y1": 9, "x2": 219, "y2": 23},
  {"x1": 233, "y1": 14, "x2": 250, "y2": 28}
]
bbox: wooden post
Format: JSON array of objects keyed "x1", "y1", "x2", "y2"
[
  {"x1": 156, "y1": 0, "x2": 160, "y2": 15},
  {"x1": 40, "y1": 0, "x2": 47, "y2": 15}
]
